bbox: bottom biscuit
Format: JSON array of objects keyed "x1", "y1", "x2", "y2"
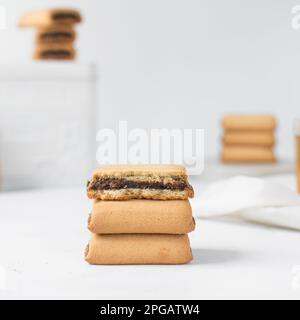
[
  {"x1": 85, "y1": 233, "x2": 193, "y2": 265},
  {"x1": 33, "y1": 43, "x2": 75, "y2": 60},
  {"x1": 221, "y1": 146, "x2": 276, "y2": 163}
]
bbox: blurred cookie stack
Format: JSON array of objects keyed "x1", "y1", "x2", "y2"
[
  {"x1": 85, "y1": 165, "x2": 195, "y2": 265},
  {"x1": 221, "y1": 114, "x2": 276, "y2": 163},
  {"x1": 18, "y1": 8, "x2": 81, "y2": 60}
]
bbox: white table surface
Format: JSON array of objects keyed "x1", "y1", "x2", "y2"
[{"x1": 0, "y1": 184, "x2": 300, "y2": 300}]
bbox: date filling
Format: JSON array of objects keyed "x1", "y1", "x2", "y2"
[
  {"x1": 41, "y1": 50, "x2": 71, "y2": 58},
  {"x1": 41, "y1": 32, "x2": 72, "y2": 41},
  {"x1": 87, "y1": 176, "x2": 189, "y2": 191},
  {"x1": 53, "y1": 13, "x2": 79, "y2": 22}
]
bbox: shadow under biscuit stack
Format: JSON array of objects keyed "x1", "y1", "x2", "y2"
[
  {"x1": 221, "y1": 114, "x2": 277, "y2": 163},
  {"x1": 85, "y1": 165, "x2": 195, "y2": 265},
  {"x1": 18, "y1": 8, "x2": 81, "y2": 60}
]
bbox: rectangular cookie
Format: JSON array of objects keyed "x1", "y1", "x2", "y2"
[
  {"x1": 33, "y1": 43, "x2": 75, "y2": 60},
  {"x1": 222, "y1": 114, "x2": 276, "y2": 131},
  {"x1": 36, "y1": 25, "x2": 76, "y2": 44},
  {"x1": 221, "y1": 146, "x2": 276, "y2": 163},
  {"x1": 85, "y1": 233, "x2": 193, "y2": 265},
  {"x1": 86, "y1": 165, "x2": 194, "y2": 200},
  {"x1": 89, "y1": 199, "x2": 195, "y2": 234},
  {"x1": 19, "y1": 8, "x2": 81, "y2": 27},
  {"x1": 223, "y1": 132, "x2": 275, "y2": 146}
]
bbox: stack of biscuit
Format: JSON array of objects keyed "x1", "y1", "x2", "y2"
[
  {"x1": 18, "y1": 8, "x2": 81, "y2": 60},
  {"x1": 221, "y1": 114, "x2": 276, "y2": 163},
  {"x1": 85, "y1": 165, "x2": 195, "y2": 265}
]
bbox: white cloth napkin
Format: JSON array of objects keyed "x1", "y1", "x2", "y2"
[{"x1": 197, "y1": 176, "x2": 300, "y2": 230}]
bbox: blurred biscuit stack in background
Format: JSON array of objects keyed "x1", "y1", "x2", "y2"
[
  {"x1": 221, "y1": 114, "x2": 276, "y2": 163},
  {"x1": 18, "y1": 8, "x2": 81, "y2": 60}
]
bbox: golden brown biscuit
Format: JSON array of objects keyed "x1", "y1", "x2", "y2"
[
  {"x1": 87, "y1": 189, "x2": 192, "y2": 201},
  {"x1": 221, "y1": 146, "x2": 276, "y2": 163},
  {"x1": 33, "y1": 43, "x2": 75, "y2": 60},
  {"x1": 85, "y1": 234, "x2": 193, "y2": 265},
  {"x1": 19, "y1": 8, "x2": 81, "y2": 27},
  {"x1": 87, "y1": 165, "x2": 194, "y2": 200},
  {"x1": 88, "y1": 200, "x2": 195, "y2": 234},
  {"x1": 223, "y1": 132, "x2": 275, "y2": 146},
  {"x1": 36, "y1": 25, "x2": 75, "y2": 44},
  {"x1": 222, "y1": 114, "x2": 276, "y2": 131},
  {"x1": 91, "y1": 164, "x2": 188, "y2": 177},
  {"x1": 296, "y1": 136, "x2": 300, "y2": 193}
]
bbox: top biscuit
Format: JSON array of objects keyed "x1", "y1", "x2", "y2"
[
  {"x1": 19, "y1": 8, "x2": 82, "y2": 27},
  {"x1": 91, "y1": 164, "x2": 187, "y2": 179},
  {"x1": 87, "y1": 165, "x2": 193, "y2": 200},
  {"x1": 222, "y1": 114, "x2": 276, "y2": 131}
]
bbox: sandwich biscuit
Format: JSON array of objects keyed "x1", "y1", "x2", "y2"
[
  {"x1": 223, "y1": 131, "x2": 275, "y2": 146},
  {"x1": 36, "y1": 25, "x2": 75, "y2": 44},
  {"x1": 33, "y1": 43, "x2": 75, "y2": 60},
  {"x1": 19, "y1": 8, "x2": 81, "y2": 27},
  {"x1": 89, "y1": 199, "x2": 195, "y2": 234},
  {"x1": 85, "y1": 233, "x2": 193, "y2": 265},
  {"x1": 87, "y1": 165, "x2": 194, "y2": 200},
  {"x1": 222, "y1": 114, "x2": 276, "y2": 132},
  {"x1": 222, "y1": 146, "x2": 276, "y2": 163}
]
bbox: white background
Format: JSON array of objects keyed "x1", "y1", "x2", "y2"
[{"x1": 0, "y1": 0, "x2": 299, "y2": 159}]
